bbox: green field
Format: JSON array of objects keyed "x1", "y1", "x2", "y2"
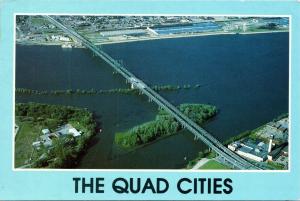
[
  {"x1": 199, "y1": 160, "x2": 231, "y2": 170},
  {"x1": 15, "y1": 118, "x2": 41, "y2": 167}
]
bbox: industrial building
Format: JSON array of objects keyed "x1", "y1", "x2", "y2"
[{"x1": 228, "y1": 139, "x2": 270, "y2": 162}]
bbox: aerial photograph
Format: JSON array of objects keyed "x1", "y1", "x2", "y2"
[{"x1": 15, "y1": 15, "x2": 289, "y2": 170}]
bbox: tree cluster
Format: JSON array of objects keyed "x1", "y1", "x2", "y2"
[{"x1": 115, "y1": 103, "x2": 217, "y2": 148}]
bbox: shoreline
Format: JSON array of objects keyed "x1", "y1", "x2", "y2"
[{"x1": 16, "y1": 30, "x2": 288, "y2": 47}]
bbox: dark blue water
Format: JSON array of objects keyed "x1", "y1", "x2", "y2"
[{"x1": 16, "y1": 32, "x2": 289, "y2": 169}]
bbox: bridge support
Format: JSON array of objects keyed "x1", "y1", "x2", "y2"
[{"x1": 131, "y1": 83, "x2": 135, "y2": 89}]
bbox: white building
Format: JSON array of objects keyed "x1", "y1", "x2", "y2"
[
  {"x1": 41, "y1": 128, "x2": 50, "y2": 135},
  {"x1": 33, "y1": 124, "x2": 82, "y2": 149},
  {"x1": 69, "y1": 127, "x2": 81, "y2": 137},
  {"x1": 228, "y1": 140, "x2": 268, "y2": 162}
]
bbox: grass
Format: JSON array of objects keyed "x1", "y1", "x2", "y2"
[
  {"x1": 31, "y1": 17, "x2": 48, "y2": 26},
  {"x1": 267, "y1": 161, "x2": 285, "y2": 170},
  {"x1": 14, "y1": 118, "x2": 42, "y2": 167},
  {"x1": 199, "y1": 160, "x2": 231, "y2": 170}
]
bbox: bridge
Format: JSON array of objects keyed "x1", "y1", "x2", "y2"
[{"x1": 43, "y1": 15, "x2": 261, "y2": 170}]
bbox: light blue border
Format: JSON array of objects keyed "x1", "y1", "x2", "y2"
[{"x1": 1, "y1": 0, "x2": 300, "y2": 200}]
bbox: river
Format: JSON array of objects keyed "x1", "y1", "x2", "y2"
[{"x1": 16, "y1": 32, "x2": 289, "y2": 169}]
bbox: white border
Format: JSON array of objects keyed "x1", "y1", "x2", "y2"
[{"x1": 13, "y1": 13, "x2": 292, "y2": 173}]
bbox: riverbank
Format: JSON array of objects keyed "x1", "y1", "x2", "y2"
[
  {"x1": 16, "y1": 29, "x2": 288, "y2": 47},
  {"x1": 187, "y1": 113, "x2": 289, "y2": 170},
  {"x1": 94, "y1": 30, "x2": 288, "y2": 45}
]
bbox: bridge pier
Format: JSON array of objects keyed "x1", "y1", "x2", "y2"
[{"x1": 131, "y1": 83, "x2": 135, "y2": 89}]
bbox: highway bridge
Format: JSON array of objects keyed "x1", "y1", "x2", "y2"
[{"x1": 43, "y1": 15, "x2": 261, "y2": 170}]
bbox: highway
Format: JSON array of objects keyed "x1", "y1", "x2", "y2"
[{"x1": 43, "y1": 15, "x2": 261, "y2": 170}]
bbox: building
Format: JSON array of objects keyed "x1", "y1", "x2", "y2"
[
  {"x1": 228, "y1": 139, "x2": 269, "y2": 162},
  {"x1": 256, "y1": 117, "x2": 289, "y2": 142},
  {"x1": 100, "y1": 29, "x2": 147, "y2": 37},
  {"x1": 267, "y1": 142, "x2": 288, "y2": 161},
  {"x1": 32, "y1": 124, "x2": 82, "y2": 149},
  {"x1": 41, "y1": 128, "x2": 50, "y2": 135},
  {"x1": 69, "y1": 127, "x2": 81, "y2": 137},
  {"x1": 56, "y1": 124, "x2": 82, "y2": 137},
  {"x1": 265, "y1": 118, "x2": 289, "y2": 141}
]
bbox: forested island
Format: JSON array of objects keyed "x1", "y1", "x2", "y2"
[
  {"x1": 115, "y1": 104, "x2": 217, "y2": 149},
  {"x1": 15, "y1": 102, "x2": 97, "y2": 168},
  {"x1": 15, "y1": 84, "x2": 200, "y2": 96}
]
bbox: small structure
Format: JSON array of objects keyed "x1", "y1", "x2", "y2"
[
  {"x1": 41, "y1": 128, "x2": 50, "y2": 135},
  {"x1": 268, "y1": 135, "x2": 274, "y2": 153},
  {"x1": 32, "y1": 124, "x2": 82, "y2": 149},
  {"x1": 282, "y1": 145, "x2": 288, "y2": 156},
  {"x1": 228, "y1": 141, "x2": 240, "y2": 151},
  {"x1": 56, "y1": 124, "x2": 82, "y2": 137},
  {"x1": 69, "y1": 127, "x2": 81, "y2": 137},
  {"x1": 267, "y1": 142, "x2": 288, "y2": 161}
]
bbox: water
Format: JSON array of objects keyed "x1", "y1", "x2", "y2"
[{"x1": 16, "y1": 32, "x2": 289, "y2": 169}]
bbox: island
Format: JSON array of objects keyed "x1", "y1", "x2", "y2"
[
  {"x1": 15, "y1": 84, "x2": 200, "y2": 96},
  {"x1": 115, "y1": 103, "x2": 217, "y2": 149}
]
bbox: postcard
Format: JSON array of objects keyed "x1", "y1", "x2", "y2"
[{"x1": 0, "y1": 0, "x2": 299, "y2": 200}]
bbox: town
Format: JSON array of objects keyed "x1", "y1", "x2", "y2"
[
  {"x1": 16, "y1": 16, "x2": 289, "y2": 47},
  {"x1": 227, "y1": 116, "x2": 289, "y2": 170}
]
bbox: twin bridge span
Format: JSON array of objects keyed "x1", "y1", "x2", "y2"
[{"x1": 44, "y1": 15, "x2": 260, "y2": 170}]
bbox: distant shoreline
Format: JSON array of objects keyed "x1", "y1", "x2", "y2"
[{"x1": 16, "y1": 30, "x2": 288, "y2": 47}]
